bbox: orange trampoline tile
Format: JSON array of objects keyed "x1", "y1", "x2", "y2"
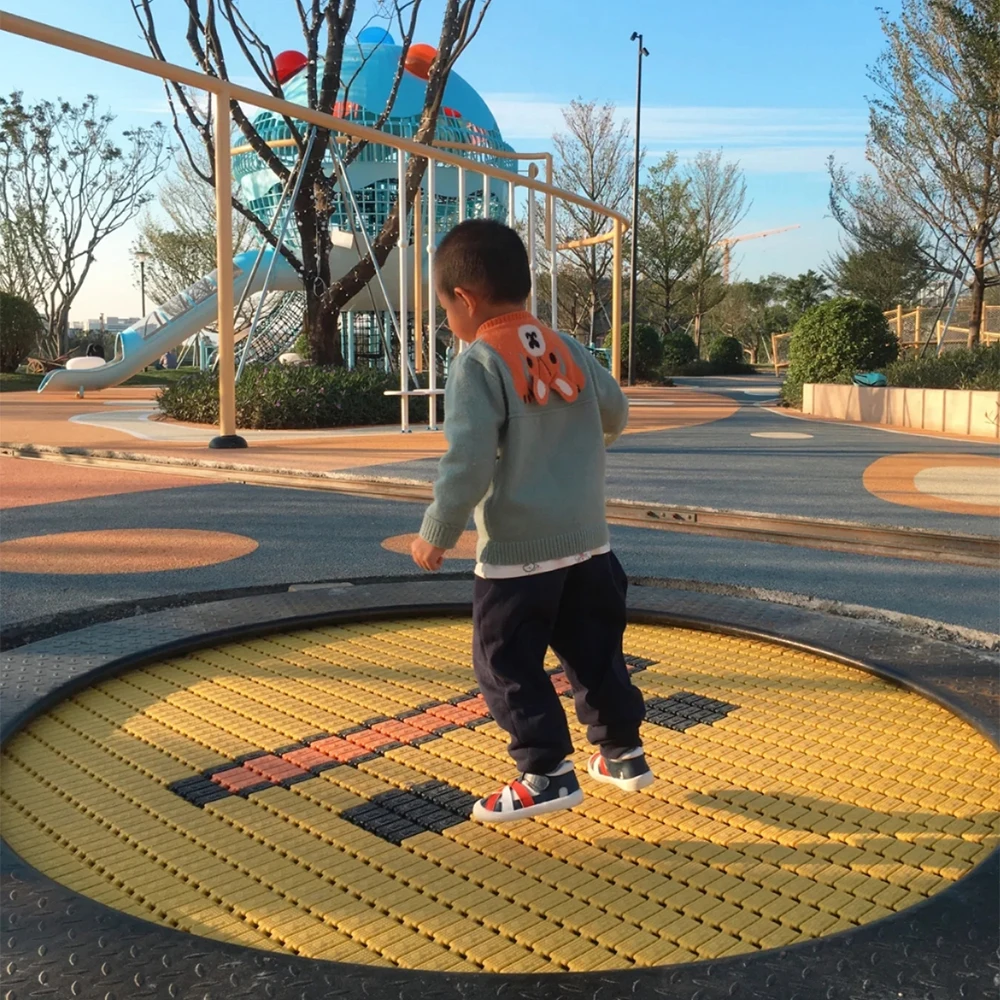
[
  {"x1": 211, "y1": 766, "x2": 274, "y2": 793},
  {"x1": 426, "y1": 704, "x2": 482, "y2": 726},
  {"x1": 281, "y1": 747, "x2": 340, "y2": 771},
  {"x1": 310, "y1": 736, "x2": 377, "y2": 762},
  {"x1": 243, "y1": 755, "x2": 311, "y2": 784}
]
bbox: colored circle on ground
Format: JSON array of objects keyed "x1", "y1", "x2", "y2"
[
  {"x1": 750, "y1": 432, "x2": 814, "y2": 440},
  {"x1": 358, "y1": 27, "x2": 394, "y2": 45},
  {"x1": 382, "y1": 530, "x2": 477, "y2": 559},
  {"x1": 3, "y1": 619, "x2": 995, "y2": 973},
  {"x1": 863, "y1": 453, "x2": 1000, "y2": 517},
  {"x1": 914, "y1": 466, "x2": 1000, "y2": 507},
  {"x1": 0, "y1": 529, "x2": 259, "y2": 574},
  {"x1": 404, "y1": 43, "x2": 437, "y2": 80}
]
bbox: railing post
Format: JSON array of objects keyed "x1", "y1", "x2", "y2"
[
  {"x1": 458, "y1": 166, "x2": 466, "y2": 223},
  {"x1": 914, "y1": 305, "x2": 922, "y2": 349},
  {"x1": 481, "y1": 171, "x2": 490, "y2": 219},
  {"x1": 413, "y1": 187, "x2": 423, "y2": 373},
  {"x1": 896, "y1": 304, "x2": 903, "y2": 340},
  {"x1": 209, "y1": 87, "x2": 246, "y2": 449},
  {"x1": 507, "y1": 180, "x2": 515, "y2": 228},
  {"x1": 398, "y1": 149, "x2": 410, "y2": 433},
  {"x1": 427, "y1": 156, "x2": 439, "y2": 424},
  {"x1": 611, "y1": 219, "x2": 623, "y2": 383},
  {"x1": 527, "y1": 164, "x2": 538, "y2": 316},
  {"x1": 346, "y1": 311, "x2": 355, "y2": 369}
]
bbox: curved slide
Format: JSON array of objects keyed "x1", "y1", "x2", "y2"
[{"x1": 39, "y1": 249, "x2": 301, "y2": 394}]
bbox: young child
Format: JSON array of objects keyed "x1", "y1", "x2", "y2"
[{"x1": 411, "y1": 219, "x2": 650, "y2": 823}]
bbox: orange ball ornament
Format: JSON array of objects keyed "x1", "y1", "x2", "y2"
[{"x1": 404, "y1": 43, "x2": 437, "y2": 81}]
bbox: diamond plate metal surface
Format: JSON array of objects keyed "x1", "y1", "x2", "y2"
[{"x1": 2, "y1": 579, "x2": 998, "y2": 999}]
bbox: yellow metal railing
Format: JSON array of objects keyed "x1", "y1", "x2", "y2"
[{"x1": 0, "y1": 10, "x2": 629, "y2": 439}]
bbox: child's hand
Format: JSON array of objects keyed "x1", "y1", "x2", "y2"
[{"x1": 411, "y1": 537, "x2": 446, "y2": 572}]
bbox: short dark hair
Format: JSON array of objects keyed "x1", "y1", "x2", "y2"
[{"x1": 435, "y1": 219, "x2": 531, "y2": 303}]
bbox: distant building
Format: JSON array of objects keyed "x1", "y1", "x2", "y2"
[{"x1": 81, "y1": 315, "x2": 140, "y2": 333}]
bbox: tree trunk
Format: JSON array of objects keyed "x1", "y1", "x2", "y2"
[
  {"x1": 693, "y1": 312, "x2": 702, "y2": 353},
  {"x1": 967, "y1": 233, "x2": 985, "y2": 348}
]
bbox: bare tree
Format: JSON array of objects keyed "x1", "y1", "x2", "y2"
[
  {"x1": 0, "y1": 91, "x2": 167, "y2": 355},
  {"x1": 552, "y1": 100, "x2": 634, "y2": 343},
  {"x1": 132, "y1": 0, "x2": 492, "y2": 366},
  {"x1": 865, "y1": 0, "x2": 1000, "y2": 345},
  {"x1": 135, "y1": 149, "x2": 256, "y2": 324},
  {"x1": 636, "y1": 152, "x2": 701, "y2": 334},
  {"x1": 684, "y1": 150, "x2": 748, "y2": 350}
]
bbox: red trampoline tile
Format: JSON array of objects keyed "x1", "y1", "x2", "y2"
[
  {"x1": 243, "y1": 754, "x2": 311, "y2": 782},
  {"x1": 344, "y1": 728, "x2": 399, "y2": 751},
  {"x1": 310, "y1": 736, "x2": 373, "y2": 762},
  {"x1": 454, "y1": 694, "x2": 491, "y2": 717},
  {"x1": 400, "y1": 712, "x2": 450, "y2": 734},
  {"x1": 211, "y1": 766, "x2": 274, "y2": 792},
  {"x1": 371, "y1": 720, "x2": 430, "y2": 744},
  {"x1": 426, "y1": 704, "x2": 480, "y2": 725},
  {"x1": 282, "y1": 747, "x2": 340, "y2": 770}
]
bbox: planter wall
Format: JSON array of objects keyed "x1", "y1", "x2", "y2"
[{"x1": 803, "y1": 383, "x2": 1000, "y2": 439}]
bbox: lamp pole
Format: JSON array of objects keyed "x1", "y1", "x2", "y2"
[
  {"x1": 135, "y1": 248, "x2": 151, "y2": 315},
  {"x1": 627, "y1": 31, "x2": 648, "y2": 387}
]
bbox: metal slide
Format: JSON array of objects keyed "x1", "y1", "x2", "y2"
[{"x1": 39, "y1": 249, "x2": 301, "y2": 394}]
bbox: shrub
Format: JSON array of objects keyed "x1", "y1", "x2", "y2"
[
  {"x1": 157, "y1": 364, "x2": 407, "y2": 429},
  {"x1": 609, "y1": 324, "x2": 664, "y2": 381},
  {"x1": 708, "y1": 335, "x2": 745, "y2": 368},
  {"x1": 0, "y1": 292, "x2": 40, "y2": 373},
  {"x1": 660, "y1": 331, "x2": 699, "y2": 372},
  {"x1": 782, "y1": 298, "x2": 898, "y2": 406},
  {"x1": 883, "y1": 344, "x2": 1000, "y2": 391}
]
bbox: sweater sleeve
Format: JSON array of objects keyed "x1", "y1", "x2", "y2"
[
  {"x1": 585, "y1": 348, "x2": 629, "y2": 445},
  {"x1": 419, "y1": 352, "x2": 507, "y2": 550}
]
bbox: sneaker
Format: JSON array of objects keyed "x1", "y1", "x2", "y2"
[
  {"x1": 471, "y1": 761, "x2": 584, "y2": 823},
  {"x1": 587, "y1": 747, "x2": 654, "y2": 791}
]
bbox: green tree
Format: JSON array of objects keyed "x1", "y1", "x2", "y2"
[
  {"x1": 0, "y1": 92, "x2": 167, "y2": 355},
  {"x1": 0, "y1": 291, "x2": 40, "y2": 372},
  {"x1": 636, "y1": 152, "x2": 700, "y2": 334},
  {"x1": 784, "y1": 269, "x2": 831, "y2": 322},
  {"x1": 862, "y1": 0, "x2": 1000, "y2": 344},
  {"x1": 706, "y1": 274, "x2": 789, "y2": 363},
  {"x1": 827, "y1": 163, "x2": 931, "y2": 309}
]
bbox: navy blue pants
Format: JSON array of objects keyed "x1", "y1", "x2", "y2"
[{"x1": 472, "y1": 551, "x2": 646, "y2": 775}]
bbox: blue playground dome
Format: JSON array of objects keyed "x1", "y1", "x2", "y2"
[{"x1": 233, "y1": 36, "x2": 517, "y2": 246}]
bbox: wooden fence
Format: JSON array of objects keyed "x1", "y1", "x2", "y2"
[{"x1": 883, "y1": 304, "x2": 1000, "y2": 350}]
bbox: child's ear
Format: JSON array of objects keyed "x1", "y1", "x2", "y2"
[{"x1": 453, "y1": 286, "x2": 477, "y2": 315}]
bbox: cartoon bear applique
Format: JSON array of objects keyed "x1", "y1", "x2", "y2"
[{"x1": 479, "y1": 321, "x2": 586, "y2": 405}]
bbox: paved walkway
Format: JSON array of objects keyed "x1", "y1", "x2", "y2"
[{"x1": 1, "y1": 377, "x2": 997, "y2": 638}]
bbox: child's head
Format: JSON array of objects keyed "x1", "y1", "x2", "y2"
[{"x1": 435, "y1": 219, "x2": 531, "y2": 341}]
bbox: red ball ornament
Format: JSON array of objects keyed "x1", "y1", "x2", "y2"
[
  {"x1": 273, "y1": 50, "x2": 308, "y2": 85},
  {"x1": 404, "y1": 43, "x2": 437, "y2": 81}
]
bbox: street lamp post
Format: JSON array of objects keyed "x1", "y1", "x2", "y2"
[
  {"x1": 627, "y1": 31, "x2": 648, "y2": 387},
  {"x1": 135, "y1": 248, "x2": 151, "y2": 315}
]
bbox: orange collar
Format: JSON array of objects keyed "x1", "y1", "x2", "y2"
[{"x1": 475, "y1": 310, "x2": 537, "y2": 338}]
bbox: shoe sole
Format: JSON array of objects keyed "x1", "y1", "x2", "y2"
[
  {"x1": 471, "y1": 787, "x2": 584, "y2": 823},
  {"x1": 587, "y1": 762, "x2": 655, "y2": 792}
]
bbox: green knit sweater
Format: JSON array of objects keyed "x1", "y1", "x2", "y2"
[{"x1": 418, "y1": 311, "x2": 629, "y2": 564}]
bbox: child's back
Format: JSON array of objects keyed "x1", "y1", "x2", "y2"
[{"x1": 411, "y1": 219, "x2": 651, "y2": 823}]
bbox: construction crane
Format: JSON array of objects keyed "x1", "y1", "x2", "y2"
[{"x1": 717, "y1": 225, "x2": 800, "y2": 283}]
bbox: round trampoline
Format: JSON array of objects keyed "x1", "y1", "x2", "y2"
[{"x1": 2, "y1": 608, "x2": 997, "y2": 978}]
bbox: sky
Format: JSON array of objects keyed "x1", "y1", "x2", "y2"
[{"x1": 0, "y1": 0, "x2": 895, "y2": 321}]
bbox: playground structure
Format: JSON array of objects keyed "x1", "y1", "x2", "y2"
[{"x1": 15, "y1": 12, "x2": 628, "y2": 440}]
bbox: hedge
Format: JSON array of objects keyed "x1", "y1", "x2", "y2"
[
  {"x1": 883, "y1": 344, "x2": 1000, "y2": 391},
  {"x1": 157, "y1": 364, "x2": 415, "y2": 429}
]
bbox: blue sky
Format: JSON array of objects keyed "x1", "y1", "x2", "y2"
[{"x1": 0, "y1": 0, "x2": 894, "y2": 320}]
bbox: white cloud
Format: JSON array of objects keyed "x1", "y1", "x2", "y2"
[{"x1": 485, "y1": 94, "x2": 868, "y2": 175}]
